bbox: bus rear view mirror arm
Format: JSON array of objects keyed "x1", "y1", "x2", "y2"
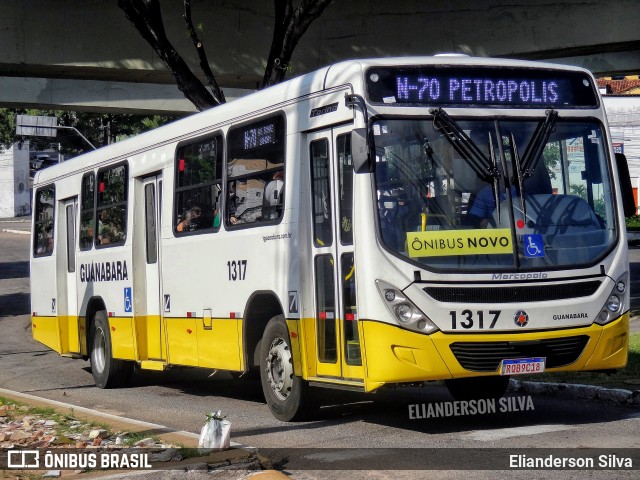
[
  {"x1": 615, "y1": 152, "x2": 636, "y2": 218},
  {"x1": 345, "y1": 94, "x2": 372, "y2": 173}
]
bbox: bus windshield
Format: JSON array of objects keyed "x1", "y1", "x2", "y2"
[{"x1": 372, "y1": 116, "x2": 617, "y2": 270}]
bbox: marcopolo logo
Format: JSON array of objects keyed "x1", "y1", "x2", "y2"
[
  {"x1": 491, "y1": 272, "x2": 548, "y2": 280},
  {"x1": 514, "y1": 310, "x2": 529, "y2": 327}
]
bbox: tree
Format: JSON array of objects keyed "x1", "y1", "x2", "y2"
[
  {"x1": 262, "y1": 0, "x2": 333, "y2": 87},
  {"x1": 0, "y1": 108, "x2": 178, "y2": 156},
  {"x1": 118, "y1": 0, "x2": 334, "y2": 111}
]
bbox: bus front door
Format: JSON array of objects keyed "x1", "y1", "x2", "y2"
[{"x1": 308, "y1": 127, "x2": 364, "y2": 384}]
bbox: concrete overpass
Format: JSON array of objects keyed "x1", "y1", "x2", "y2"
[{"x1": 1, "y1": 0, "x2": 639, "y2": 114}]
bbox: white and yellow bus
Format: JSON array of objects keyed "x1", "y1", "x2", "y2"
[{"x1": 31, "y1": 56, "x2": 635, "y2": 421}]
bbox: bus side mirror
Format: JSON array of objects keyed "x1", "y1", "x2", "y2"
[
  {"x1": 352, "y1": 128, "x2": 372, "y2": 173},
  {"x1": 615, "y1": 153, "x2": 636, "y2": 217}
]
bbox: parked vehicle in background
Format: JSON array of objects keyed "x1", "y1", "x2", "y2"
[
  {"x1": 39, "y1": 157, "x2": 58, "y2": 169},
  {"x1": 30, "y1": 154, "x2": 58, "y2": 170}
]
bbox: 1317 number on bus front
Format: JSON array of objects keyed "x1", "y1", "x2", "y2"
[{"x1": 449, "y1": 310, "x2": 500, "y2": 330}]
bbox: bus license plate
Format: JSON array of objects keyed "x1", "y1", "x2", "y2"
[{"x1": 500, "y1": 357, "x2": 545, "y2": 376}]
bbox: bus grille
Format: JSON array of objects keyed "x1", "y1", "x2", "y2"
[
  {"x1": 449, "y1": 335, "x2": 590, "y2": 372},
  {"x1": 423, "y1": 280, "x2": 601, "y2": 303}
]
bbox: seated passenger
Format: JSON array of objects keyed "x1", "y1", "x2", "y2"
[
  {"x1": 177, "y1": 206, "x2": 202, "y2": 232},
  {"x1": 263, "y1": 171, "x2": 284, "y2": 220},
  {"x1": 467, "y1": 184, "x2": 506, "y2": 228}
]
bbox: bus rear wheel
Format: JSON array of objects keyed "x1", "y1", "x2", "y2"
[
  {"x1": 445, "y1": 376, "x2": 510, "y2": 401},
  {"x1": 260, "y1": 315, "x2": 313, "y2": 421},
  {"x1": 90, "y1": 310, "x2": 132, "y2": 389}
]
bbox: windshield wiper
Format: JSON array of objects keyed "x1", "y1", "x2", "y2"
[
  {"x1": 511, "y1": 133, "x2": 527, "y2": 220},
  {"x1": 488, "y1": 133, "x2": 501, "y2": 224},
  {"x1": 429, "y1": 108, "x2": 499, "y2": 181},
  {"x1": 520, "y1": 109, "x2": 558, "y2": 178}
]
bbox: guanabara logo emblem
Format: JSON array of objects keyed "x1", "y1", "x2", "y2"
[{"x1": 514, "y1": 310, "x2": 529, "y2": 327}]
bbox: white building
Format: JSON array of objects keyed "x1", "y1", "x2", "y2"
[
  {"x1": 603, "y1": 96, "x2": 640, "y2": 177},
  {"x1": 0, "y1": 141, "x2": 30, "y2": 218}
]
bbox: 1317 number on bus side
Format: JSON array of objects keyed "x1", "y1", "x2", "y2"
[
  {"x1": 449, "y1": 310, "x2": 500, "y2": 329},
  {"x1": 227, "y1": 260, "x2": 247, "y2": 281}
]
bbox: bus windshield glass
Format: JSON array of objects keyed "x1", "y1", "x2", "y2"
[{"x1": 372, "y1": 116, "x2": 616, "y2": 270}]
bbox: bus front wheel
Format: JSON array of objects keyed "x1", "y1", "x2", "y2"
[
  {"x1": 445, "y1": 376, "x2": 510, "y2": 401},
  {"x1": 90, "y1": 311, "x2": 132, "y2": 389},
  {"x1": 260, "y1": 315, "x2": 313, "y2": 421}
]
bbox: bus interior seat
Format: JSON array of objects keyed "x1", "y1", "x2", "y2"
[{"x1": 523, "y1": 160, "x2": 552, "y2": 195}]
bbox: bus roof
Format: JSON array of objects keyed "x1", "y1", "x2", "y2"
[{"x1": 33, "y1": 56, "x2": 593, "y2": 186}]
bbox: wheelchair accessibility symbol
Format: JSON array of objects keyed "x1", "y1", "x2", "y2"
[
  {"x1": 124, "y1": 287, "x2": 132, "y2": 313},
  {"x1": 523, "y1": 234, "x2": 544, "y2": 258}
]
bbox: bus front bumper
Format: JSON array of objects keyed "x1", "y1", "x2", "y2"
[{"x1": 361, "y1": 313, "x2": 629, "y2": 392}]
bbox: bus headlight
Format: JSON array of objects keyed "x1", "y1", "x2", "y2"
[
  {"x1": 376, "y1": 280, "x2": 439, "y2": 334},
  {"x1": 395, "y1": 304, "x2": 413, "y2": 323},
  {"x1": 606, "y1": 295, "x2": 621, "y2": 312},
  {"x1": 595, "y1": 273, "x2": 627, "y2": 325}
]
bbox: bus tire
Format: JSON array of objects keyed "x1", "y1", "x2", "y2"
[
  {"x1": 90, "y1": 310, "x2": 132, "y2": 389},
  {"x1": 445, "y1": 376, "x2": 510, "y2": 401},
  {"x1": 260, "y1": 315, "x2": 313, "y2": 421}
]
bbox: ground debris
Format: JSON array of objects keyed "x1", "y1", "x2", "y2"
[{"x1": 0, "y1": 401, "x2": 176, "y2": 450}]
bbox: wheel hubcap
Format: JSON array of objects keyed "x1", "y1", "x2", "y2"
[
  {"x1": 266, "y1": 337, "x2": 293, "y2": 401},
  {"x1": 92, "y1": 327, "x2": 106, "y2": 374}
]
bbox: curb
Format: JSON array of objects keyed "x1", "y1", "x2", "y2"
[
  {"x1": 0, "y1": 388, "x2": 269, "y2": 463},
  {"x1": 509, "y1": 379, "x2": 640, "y2": 405},
  {"x1": 1, "y1": 228, "x2": 30, "y2": 235},
  {"x1": 0, "y1": 388, "x2": 287, "y2": 478},
  {"x1": 0, "y1": 387, "x2": 203, "y2": 448}
]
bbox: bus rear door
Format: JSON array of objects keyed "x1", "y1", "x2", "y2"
[
  {"x1": 134, "y1": 174, "x2": 165, "y2": 366},
  {"x1": 60, "y1": 197, "x2": 80, "y2": 354}
]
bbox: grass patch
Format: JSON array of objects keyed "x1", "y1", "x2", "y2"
[
  {"x1": 119, "y1": 431, "x2": 163, "y2": 446},
  {"x1": 178, "y1": 447, "x2": 205, "y2": 459},
  {"x1": 0, "y1": 396, "x2": 24, "y2": 408},
  {"x1": 520, "y1": 332, "x2": 640, "y2": 389}
]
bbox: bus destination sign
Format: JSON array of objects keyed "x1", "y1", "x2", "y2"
[{"x1": 366, "y1": 66, "x2": 598, "y2": 108}]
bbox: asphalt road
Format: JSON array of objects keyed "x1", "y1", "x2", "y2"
[{"x1": 1, "y1": 230, "x2": 639, "y2": 479}]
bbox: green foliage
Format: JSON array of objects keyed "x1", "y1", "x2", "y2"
[
  {"x1": 0, "y1": 108, "x2": 181, "y2": 159},
  {"x1": 626, "y1": 216, "x2": 640, "y2": 228},
  {"x1": 570, "y1": 184, "x2": 607, "y2": 218},
  {"x1": 570, "y1": 184, "x2": 586, "y2": 197},
  {"x1": 542, "y1": 142, "x2": 560, "y2": 179},
  {"x1": 593, "y1": 197, "x2": 606, "y2": 219},
  {"x1": 120, "y1": 431, "x2": 161, "y2": 446}
]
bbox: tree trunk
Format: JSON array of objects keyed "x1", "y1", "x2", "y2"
[
  {"x1": 262, "y1": 0, "x2": 334, "y2": 88},
  {"x1": 184, "y1": 0, "x2": 226, "y2": 104},
  {"x1": 118, "y1": 0, "x2": 219, "y2": 111}
]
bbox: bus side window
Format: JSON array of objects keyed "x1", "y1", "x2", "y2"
[
  {"x1": 96, "y1": 164, "x2": 128, "y2": 247},
  {"x1": 79, "y1": 173, "x2": 95, "y2": 250},
  {"x1": 33, "y1": 185, "x2": 55, "y2": 256},
  {"x1": 174, "y1": 134, "x2": 223, "y2": 234},
  {"x1": 226, "y1": 114, "x2": 285, "y2": 227},
  {"x1": 310, "y1": 139, "x2": 332, "y2": 246}
]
